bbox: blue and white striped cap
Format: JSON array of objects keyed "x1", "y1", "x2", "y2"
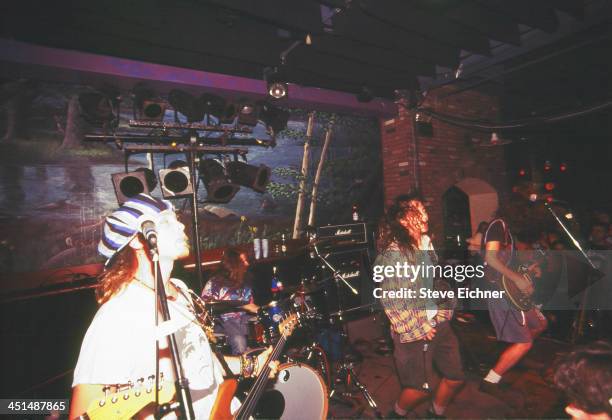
[{"x1": 98, "y1": 193, "x2": 173, "y2": 262}]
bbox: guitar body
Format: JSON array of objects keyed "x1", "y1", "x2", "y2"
[
  {"x1": 210, "y1": 378, "x2": 238, "y2": 420},
  {"x1": 502, "y1": 272, "x2": 535, "y2": 311},
  {"x1": 211, "y1": 313, "x2": 300, "y2": 420},
  {"x1": 483, "y1": 218, "x2": 537, "y2": 312}
]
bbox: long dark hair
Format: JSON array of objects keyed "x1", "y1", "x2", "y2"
[
  {"x1": 217, "y1": 247, "x2": 248, "y2": 288},
  {"x1": 377, "y1": 203, "x2": 418, "y2": 254},
  {"x1": 96, "y1": 234, "x2": 153, "y2": 305},
  {"x1": 553, "y1": 340, "x2": 612, "y2": 416}
]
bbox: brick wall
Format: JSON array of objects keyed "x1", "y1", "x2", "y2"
[{"x1": 379, "y1": 86, "x2": 509, "y2": 245}]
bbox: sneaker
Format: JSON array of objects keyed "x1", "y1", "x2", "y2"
[{"x1": 425, "y1": 409, "x2": 445, "y2": 418}]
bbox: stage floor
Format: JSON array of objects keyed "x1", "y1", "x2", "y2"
[{"x1": 330, "y1": 316, "x2": 570, "y2": 418}]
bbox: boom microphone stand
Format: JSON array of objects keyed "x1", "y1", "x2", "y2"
[
  {"x1": 312, "y1": 244, "x2": 382, "y2": 418},
  {"x1": 543, "y1": 202, "x2": 599, "y2": 342},
  {"x1": 150, "y1": 243, "x2": 195, "y2": 420}
]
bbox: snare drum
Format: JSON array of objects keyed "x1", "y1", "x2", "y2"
[{"x1": 254, "y1": 363, "x2": 328, "y2": 420}]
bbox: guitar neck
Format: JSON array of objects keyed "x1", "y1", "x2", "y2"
[{"x1": 235, "y1": 335, "x2": 288, "y2": 420}]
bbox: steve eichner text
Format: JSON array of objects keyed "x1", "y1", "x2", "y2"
[
  {"x1": 372, "y1": 287, "x2": 505, "y2": 300},
  {"x1": 372, "y1": 262, "x2": 485, "y2": 283}
]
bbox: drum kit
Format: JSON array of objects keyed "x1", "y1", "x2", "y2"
[{"x1": 202, "y1": 242, "x2": 382, "y2": 419}]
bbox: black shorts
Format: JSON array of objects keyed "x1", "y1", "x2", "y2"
[{"x1": 391, "y1": 321, "x2": 465, "y2": 390}]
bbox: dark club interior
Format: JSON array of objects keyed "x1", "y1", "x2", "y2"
[{"x1": 1, "y1": 1, "x2": 611, "y2": 419}]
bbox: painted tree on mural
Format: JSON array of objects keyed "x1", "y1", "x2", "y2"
[{"x1": 267, "y1": 110, "x2": 383, "y2": 226}]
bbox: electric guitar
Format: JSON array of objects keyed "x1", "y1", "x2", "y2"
[
  {"x1": 501, "y1": 247, "x2": 548, "y2": 311},
  {"x1": 210, "y1": 312, "x2": 299, "y2": 420},
  {"x1": 76, "y1": 376, "x2": 175, "y2": 420}
]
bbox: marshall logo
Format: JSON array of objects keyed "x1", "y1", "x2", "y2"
[
  {"x1": 317, "y1": 223, "x2": 367, "y2": 245},
  {"x1": 340, "y1": 270, "x2": 360, "y2": 279}
]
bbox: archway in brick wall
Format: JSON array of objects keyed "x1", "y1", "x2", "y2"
[{"x1": 453, "y1": 177, "x2": 499, "y2": 236}]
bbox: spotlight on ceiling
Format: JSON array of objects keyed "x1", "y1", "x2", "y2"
[
  {"x1": 111, "y1": 169, "x2": 152, "y2": 205},
  {"x1": 237, "y1": 100, "x2": 258, "y2": 126},
  {"x1": 265, "y1": 67, "x2": 288, "y2": 100},
  {"x1": 168, "y1": 89, "x2": 204, "y2": 122},
  {"x1": 159, "y1": 160, "x2": 194, "y2": 199},
  {"x1": 259, "y1": 102, "x2": 290, "y2": 133},
  {"x1": 268, "y1": 82, "x2": 288, "y2": 100},
  {"x1": 198, "y1": 159, "x2": 240, "y2": 203},
  {"x1": 78, "y1": 92, "x2": 116, "y2": 127},
  {"x1": 227, "y1": 161, "x2": 271, "y2": 193},
  {"x1": 132, "y1": 84, "x2": 166, "y2": 121}
]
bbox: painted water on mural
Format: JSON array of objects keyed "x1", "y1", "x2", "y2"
[{"x1": 0, "y1": 80, "x2": 382, "y2": 280}]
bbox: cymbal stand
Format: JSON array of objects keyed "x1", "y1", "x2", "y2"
[{"x1": 312, "y1": 244, "x2": 382, "y2": 418}]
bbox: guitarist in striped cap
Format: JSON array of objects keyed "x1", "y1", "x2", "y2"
[
  {"x1": 69, "y1": 193, "x2": 275, "y2": 419},
  {"x1": 479, "y1": 197, "x2": 548, "y2": 400}
]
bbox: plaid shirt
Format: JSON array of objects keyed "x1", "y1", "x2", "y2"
[{"x1": 375, "y1": 241, "x2": 454, "y2": 343}]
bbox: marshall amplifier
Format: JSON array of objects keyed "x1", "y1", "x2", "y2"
[
  {"x1": 316, "y1": 223, "x2": 367, "y2": 245},
  {"x1": 319, "y1": 247, "x2": 374, "y2": 310}
]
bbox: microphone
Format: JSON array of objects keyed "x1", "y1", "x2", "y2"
[
  {"x1": 528, "y1": 194, "x2": 568, "y2": 205},
  {"x1": 141, "y1": 220, "x2": 158, "y2": 249}
]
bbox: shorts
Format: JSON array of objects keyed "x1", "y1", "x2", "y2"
[
  {"x1": 391, "y1": 321, "x2": 465, "y2": 390},
  {"x1": 487, "y1": 297, "x2": 547, "y2": 343}
]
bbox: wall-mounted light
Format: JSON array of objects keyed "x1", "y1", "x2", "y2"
[
  {"x1": 111, "y1": 170, "x2": 152, "y2": 205},
  {"x1": 227, "y1": 161, "x2": 271, "y2": 193},
  {"x1": 159, "y1": 160, "x2": 193, "y2": 198},
  {"x1": 132, "y1": 84, "x2": 166, "y2": 121},
  {"x1": 199, "y1": 159, "x2": 240, "y2": 203}
]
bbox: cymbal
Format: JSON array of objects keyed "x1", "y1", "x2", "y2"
[
  {"x1": 301, "y1": 237, "x2": 336, "y2": 249},
  {"x1": 205, "y1": 300, "x2": 247, "y2": 313},
  {"x1": 283, "y1": 282, "x2": 325, "y2": 295}
]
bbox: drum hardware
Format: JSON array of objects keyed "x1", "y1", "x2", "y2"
[
  {"x1": 310, "y1": 243, "x2": 382, "y2": 418},
  {"x1": 330, "y1": 360, "x2": 381, "y2": 418},
  {"x1": 205, "y1": 300, "x2": 248, "y2": 314}
]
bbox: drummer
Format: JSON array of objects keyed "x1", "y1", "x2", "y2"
[{"x1": 202, "y1": 247, "x2": 259, "y2": 354}]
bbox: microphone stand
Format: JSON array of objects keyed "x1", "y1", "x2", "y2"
[
  {"x1": 150, "y1": 246, "x2": 195, "y2": 420},
  {"x1": 311, "y1": 244, "x2": 381, "y2": 418},
  {"x1": 544, "y1": 202, "x2": 596, "y2": 270},
  {"x1": 543, "y1": 202, "x2": 599, "y2": 342}
]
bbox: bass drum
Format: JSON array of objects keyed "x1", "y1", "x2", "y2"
[{"x1": 254, "y1": 363, "x2": 328, "y2": 420}]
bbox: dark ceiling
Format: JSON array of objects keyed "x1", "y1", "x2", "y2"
[{"x1": 1, "y1": 0, "x2": 599, "y2": 99}]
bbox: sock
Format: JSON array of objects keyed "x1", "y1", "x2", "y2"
[
  {"x1": 484, "y1": 369, "x2": 502, "y2": 384},
  {"x1": 431, "y1": 402, "x2": 445, "y2": 415},
  {"x1": 394, "y1": 401, "x2": 408, "y2": 416}
]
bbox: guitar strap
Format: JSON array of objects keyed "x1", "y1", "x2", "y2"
[
  {"x1": 482, "y1": 218, "x2": 515, "y2": 264},
  {"x1": 213, "y1": 349, "x2": 237, "y2": 380}
]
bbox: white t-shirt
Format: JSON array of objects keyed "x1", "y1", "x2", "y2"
[{"x1": 73, "y1": 279, "x2": 238, "y2": 419}]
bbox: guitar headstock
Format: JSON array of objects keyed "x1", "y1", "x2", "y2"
[
  {"x1": 278, "y1": 312, "x2": 299, "y2": 338},
  {"x1": 84, "y1": 375, "x2": 175, "y2": 420}
]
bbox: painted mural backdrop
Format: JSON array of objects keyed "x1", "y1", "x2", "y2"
[{"x1": 0, "y1": 79, "x2": 382, "y2": 283}]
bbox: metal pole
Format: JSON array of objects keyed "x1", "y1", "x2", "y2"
[{"x1": 188, "y1": 134, "x2": 204, "y2": 291}]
